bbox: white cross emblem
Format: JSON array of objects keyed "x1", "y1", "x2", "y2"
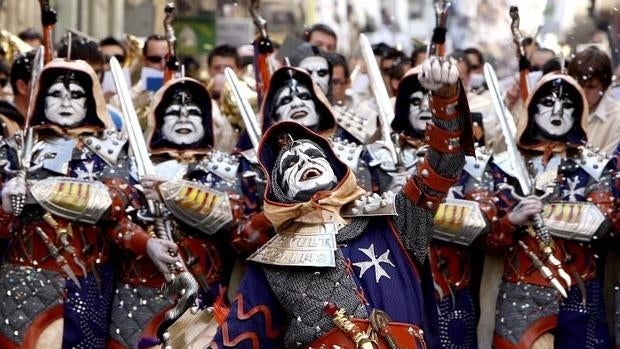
[
  {"x1": 562, "y1": 175, "x2": 585, "y2": 201},
  {"x1": 352, "y1": 244, "x2": 395, "y2": 283}
]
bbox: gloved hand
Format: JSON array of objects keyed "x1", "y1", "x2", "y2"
[
  {"x1": 141, "y1": 174, "x2": 164, "y2": 202},
  {"x1": 146, "y1": 237, "x2": 180, "y2": 276},
  {"x1": 419, "y1": 56, "x2": 460, "y2": 92},
  {"x1": 1, "y1": 176, "x2": 27, "y2": 214},
  {"x1": 508, "y1": 196, "x2": 543, "y2": 226}
]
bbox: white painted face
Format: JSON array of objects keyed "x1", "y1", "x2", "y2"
[
  {"x1": 533, "y1": 90, "x2": 576, "y2": 138},
  {"x1": 408, "y1": 91, "x2": 432, "y2": 133},
  {"x1": 277, "y1": 140, "x2": 337, "y2": 201},
  {"x1": 44, "y1": 81, "x2": 87, "y2": 127},
  {"x1": 161, "y1": 96, "x2": 205, "y2": 145},
  {"x1": 273, "y1": 84, "x2": 319, "y2": 128},
  {"x1": 298, "y1": 56, "x2": 330, "y2": 95}
]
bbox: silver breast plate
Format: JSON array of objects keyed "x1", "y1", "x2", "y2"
[
  {"x1": 433, "y1": 198, "x2": 489, "y2": 246},
  {"x1": 542, "y1": 201, "x2": 608, "y2": 241}
]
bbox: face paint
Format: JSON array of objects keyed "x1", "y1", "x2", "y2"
[
  {"x1": 533, "y1": 89, "x2": 576, "y2": 138},
  {"x1": 407, "y1": 91, "x2": 432, "y2": 133},
  {"x1": 161, "y1": 91, "x2": 205, "y2": 145},
  {"x1": 277, "y1": 140, "x2": 337, "y2": 201},
  {"x1": 44, "y1": 81, "x2": 87, "y2": 127},
  {"x1": 298, "y1": 56, "x2": 330, "y2": 95},
  {"x1": 273, "y1": 84, "x2": 319, "y2": 128}
]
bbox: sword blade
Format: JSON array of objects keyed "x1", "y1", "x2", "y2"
[
  {"x1": 359, "y1": 33, "x2": 398, "y2": 164},
  {"x1": 109, "y1": 57, "x2": 155, "y2": 178},
  {"x1": 224, "y1": 67, "x2": 261, "y2": 152},
  {"x1": 483, "y1": 62, "x2": 532, "y2": 195}
]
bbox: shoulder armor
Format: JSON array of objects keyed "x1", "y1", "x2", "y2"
[
  {"x1": 463, "y1": 147, "x2": 491, "y2": 180},
  {"x1": 334, "y1": 104, "x2": 378, "y2": 144},
  {"x1": 30, "y1": 177, "x2": 112, "y2": 224},
  {"x1": 159, "y1": 179, "x2": 233, "y2": 235},
  {"x1": 153, "y1": 160, "x2": 188, "y2": 182},
  {"x1": 202, "y1": 150, "x2": 240, "y2": 182},
  {"x1": 240, "y1": 148, "x2": 258, "y2": 165},
  {"x1": 31, "y1": 137, "x2": 77, "y2": 175},
  {"x1": 331, "y1": 138, "x2": 363, "y2": 170},
  {"x1": 433, "y1": 198, "x2": 489, "y2": 246},
  {"x1": 575, "y1": 145, "x2": 612, "y2": 181},
  {"x1": 366, "y1": 142, "x2": 419, "y2": 172},
  {"x1": 341, "y1": 192, "x2": 397, "y2": 217},
  {"x1": 82, "y1": 129, "x2": 127, "y2": 166}
]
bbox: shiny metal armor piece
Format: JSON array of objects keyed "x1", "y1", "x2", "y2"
[{"x1": 433, "y1": 198, "x2": 489, "y2": 245}]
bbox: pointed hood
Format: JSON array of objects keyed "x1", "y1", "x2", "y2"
[
  {"x1": 518, "y1": 73, "x2": 588, "y2": 152},
  {"x1": 29, "y1": 59, "x2": 110, "y2": 136},
  {"x1": 258, "y1": 121, "x2": 364, "y2": 232},
  {"x1": 260, "y1": 66, "x2": 336, "y2": 138},
  {"x1": 145, "y1": 77, "x2": 214, "y2": 158}
]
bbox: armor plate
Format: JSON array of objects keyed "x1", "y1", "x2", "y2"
[
  {"x1": 341, "y1": 192, "x2": 397, "y2": 217},
  {"x1": 542, "y1": 201, "x2": 608, "y2": 241},
  {"x1": 247, "y1": 222, "x2": 338, "y2": 267},
  {"x1": 576, "y1": 146, "x2": 612, "y2": 181},
  {"x1": 433, "y1": 199, "x2": 489, "y2": 245},
  {"x1": 32, "y1": 137, "x2": 77, "y2": 175},
  {"x1": 82, "y1": 129, "x2": 127, "y2": 166},
  {"x1": 331, "y1": 138, "x2": 363, "y2": 170},
  {"x1": 200, "y1": 150, "x2": 240, "y2": 182},
  {"x1": 159, "y1": 179, "x2": 233, "y2": 235},
  {"x1": 334, "y1": 103, "x2": 378, "y2": 144},
  {"x1": 30, "y1": 177, "x2": 113, "y2": 224}
]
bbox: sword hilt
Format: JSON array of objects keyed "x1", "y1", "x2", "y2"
[{"x1": 10, "y1": 170, "x2": 26, "y2": 216}]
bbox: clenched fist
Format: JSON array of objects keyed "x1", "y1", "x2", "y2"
[
  {"x1": 419, "y1": 57, "x2": 460, "y2": 92},
  {"x1": 1, "y1": 176, "x2": 26, "y2": 214},
  {"x1": 508, "y1": 196, "x2": 543, "y2": 226}
]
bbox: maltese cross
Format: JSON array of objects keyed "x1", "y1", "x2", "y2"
[
  {"x1": 562, "y1": 175, "x2": 585, "y2": 201},
  {"x1": 353, "y1": 244, "x2": 395, "y2": 284}
]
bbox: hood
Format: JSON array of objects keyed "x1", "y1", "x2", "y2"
[
  {"x1": 518, "y1": 73, "x2": 588, "y2": 152},
  {"x1": 258, "y1": 121, "x2": 364, "y2": 232},
  {"x1": 259, "y1": 66, "x2": 336, "y2": 138},
  {"x1": 391, "y1": 65, "x2": 427, "y2": 139},
  {"x1": 145, "y1": 77, "x2": 214, "y2": 158},
  {"x1": 29, "y1": 59, "x2": 110, "y2": 136}
]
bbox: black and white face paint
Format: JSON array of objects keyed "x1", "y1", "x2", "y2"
[
  {"x1": 161, "y1": 93, "x2": 205, "y2": 145},
  {"x1": 298, "y1": 56, "x2": 330, "y2": 95},
  {"x1": 44, "y1": 81, "x2": 87, "y2": 127},
  {"x1": 408, "y1": 90, "x2": 432, "y2": 133},
  {"x1": 533, "y1": 90, "x2": 576, "y2": 138},
  {"x1": 277, "y1": 140, "x2": 337, "y2": 201},
  {"x1": 273, "y1": 84, "x2": 319, "y2": 128}
]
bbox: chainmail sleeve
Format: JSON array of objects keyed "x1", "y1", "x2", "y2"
[{"x1": 395, "y1": 86, "x2": 469, "y2": 263}]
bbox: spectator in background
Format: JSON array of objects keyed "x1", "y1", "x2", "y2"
[
  {"x1": 57, "y1": 36, "x2": 105, "y2": 82},
  {"x1": 410, "y1": 45, "x2": 427, "y2": 67},
  {"x1": 17, "y1": 28, "x2": 43, "y2": 48},
  {"x1": 464, "y1": 47, "x2": 485, "y2": 91},
  {"x1": 0, "y1": 51, "x2": 34, "y2": 137},
  {"x1": 99, "y1": 36, "x2": 127, "y2": 69},
  {"x1": 380, "y1": 47, "x2": 408, "y2": 97},
  {"x1": 568, "y1": 46, "x2": 620, "y2": 154},
  {"x1": 207, "y1": 44, "x2": 241, "y2": 103},
  {"x1": 0, "y1": 61, "x2": 10, "y2": 101},
  {"x1": 304, "y1": 23, "x2": 338, "y2": 53},
  {"x1": 142, "y1": 34, "x2": 168, "y2": 72},
  {"x1": 208, "y1": 44, "x2": 241, "y2": 77},
  {"x1": 530, "y1": 47, "x2": 556, "y2": 72},
  {"x1": 327, "y1": 52, "x2": 350, "y2": 105}
]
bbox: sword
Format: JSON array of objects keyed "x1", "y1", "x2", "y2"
[
  {"x1": 359, "y1": 33, "x2": 398, "y2": 165},
  {"x1": 509, "y1": 6, "x2": 530, "y2": 102},
  {"x1": 484, "y1": 62, "x2": 571, "y2": 295},
  {"x1": 224, "y1": 67, "x2": 261, "y2": 153},
  {"x1": 109, "y1": 57, "x2": 200, "y2": 345},
  {"x1": 431, "y1": 0, "x2": 452, "y2": 56},
  {"x1": 9, "y1": 45, "x2": 45, "y2": 215}
]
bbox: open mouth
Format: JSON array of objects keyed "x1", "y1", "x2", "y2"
[
  {"x1": 300, "y1": 167, "x2": 322, "y2": 181},
  {"x1": 175, "y1": 127, "x2": 192, "y2": 134},
  {"x1": 550, "y1": 119, "x2": 562, "y2": 126},
  {"x1": 59, "y1": 111, "x2": 73, "y2": 117},
  {"x1": 290, "y1": 110, "x2": 308, "y2": 119}
]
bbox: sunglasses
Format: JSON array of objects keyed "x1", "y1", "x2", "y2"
[
  {"x1": 146, "y1": 55, "x2": 166, "y2": 64},
  {"x1": 0, "y1": 78, "x2": 7, "y2": 88},
  {"x1": 105, "y1": 54, "x2": 126, "y2": 64}
]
